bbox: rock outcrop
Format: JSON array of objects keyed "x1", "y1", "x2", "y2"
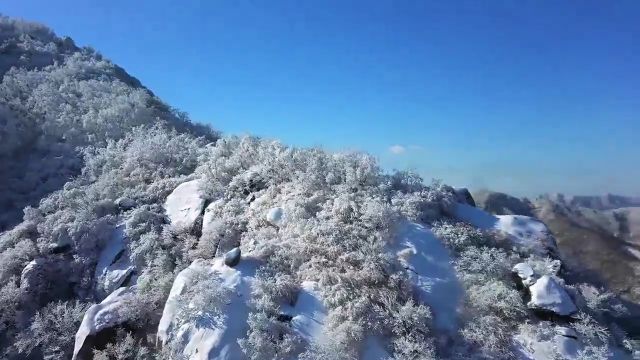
[
  {"x1": 164, "y1": 179, "x2": 206, "y2": 231},
  {"x1": 94, "y1": 225, "x2": 134, "y2": 299},
  {"x1": 73, "y1": 286, "x2": 138, "y2": 360},
  {"x1": 527, "y1": 275, "x2": 577, "y2": 316}
]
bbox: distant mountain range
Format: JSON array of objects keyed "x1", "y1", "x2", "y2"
[{"x1": 475, "y1": 190, "x2": 640, "y2": 336}]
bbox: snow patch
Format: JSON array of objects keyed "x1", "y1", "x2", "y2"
[
  {"x1": 391, "y1": 221, "x2": 462, "y2": 332},
  {"x1": 452, "y1": 203, "x2": 556, "y2": 255},
  {"x1": 164, "y1": 179, "x2": 206, "y2": 230},
  {"x1": 266, "y1": 207, "x2": 284, "y2": 226},
  {"x1": 282, "y1": 281, "x2": 327, "y2": 346}
]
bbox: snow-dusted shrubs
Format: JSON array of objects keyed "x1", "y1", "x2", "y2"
[
  {"x1": 192, "y1": 137, "x2": 448, "y2": 358},
  {"x1": 14, "y1": 300, "x2": 89, "y2": 359}
]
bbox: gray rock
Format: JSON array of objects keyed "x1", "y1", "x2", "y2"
[
  {"x1": 115, "y1": 197, "x2": 136, "y2": 210},
  {"x1": 224, "y1": 247, "x2": 241, "y2": 267},
  {"x1": 454, "y1": 188, "x2": 476, "y2": 207}
]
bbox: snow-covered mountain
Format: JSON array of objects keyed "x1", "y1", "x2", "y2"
[{"x1": 0, "y1": 16, "x2": 636, "y2": 360}]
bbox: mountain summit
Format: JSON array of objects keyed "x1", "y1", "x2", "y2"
[{"x1": 0, "y1": 16, "x2": 636, "y2": 360}]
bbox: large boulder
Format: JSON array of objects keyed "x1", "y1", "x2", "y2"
[
  {"x1": 115, "y1": 197, "x2": 136, "y2": 210},
  {"x1": 527, "y1": 275, "x2": 577, "y2": 316},
  {"x1": 20, "y1": 257, "x2": 74, "y2": 304},
  {"x1": 72, "y1": 286, "x2": 137, "y2": 360},
  {"x1": 157, "y1": 258, "x2": 260, "y2": 360},
  {"x1": 513, "y1": 262, "x2": 537, "y2": 287},
  {"x1": 224, "y1": 247, "x2": 241, "y2": 267},
  {"x1": 164, "y1": 180, "x2": 206, "y2": 231},
  {"x1": 94, "y1": 225, "x2": 134, "y2": 299}
]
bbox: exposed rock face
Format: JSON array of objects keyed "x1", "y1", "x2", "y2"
[
  {"x1": 94, "y1": 225, "x2": 135, "y2": 299},
  {"x1": 527, "y1": 275, "x2": 577, "y2": 316},
  {"x1": 164, "y1": 180, "x2": 206, "y2": 231},
  {"x1": 474, "y1": 190, "x2": 534, "y2": 217},
  {"x1": 73, "y1": 286, "x2": 137, "y2": 360},
  {"x1": 454, "y1": 187, "x2": 476, "y2": 207},
  {"x1": 224, "y1": 247, "x2": 241, "y2": 267},
  {"x1": 20, "y1": 257, "x2": 74, "y2": 305}
]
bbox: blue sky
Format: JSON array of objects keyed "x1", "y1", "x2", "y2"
[{"x1": 3, "y1": 1, "x2": 639, "y2": 196}]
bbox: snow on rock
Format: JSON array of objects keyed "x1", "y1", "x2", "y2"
[
  {"x1": 513, "y1": 263, "x2": 537, "y2": 287},
  {"x1": 72, "y1": 286, "x2": 137, "y2": 360},
  {"x1": 452, "y1": 203, "x2": 557, "y2": 256},
  {"x1": 515, "y1": 326, "x2": 581, "y2": 360},
  {"x1": 266, "y1": 207, "x2": 284, "y2": 226},
  {"x1": 391, "y1": 221, "x2": 462, "y2": 332},
  {"x1": 527, "y1": 275, "x2": 577, "y2": 316},
  {"x1": 165, "y1": 179, "x2": 206, "y2": 230},
  {"x1": 158, "y1": 258, "x2": 260, "y2": 360},
  {"x1": 94, "y1": 225, "x2": 134, "y2": 299}
]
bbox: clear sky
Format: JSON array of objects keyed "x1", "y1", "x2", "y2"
[{"x1": 3, "y1": 1, "x2": 639, "y2": 197}]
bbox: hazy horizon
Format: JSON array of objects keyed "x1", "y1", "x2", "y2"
[{"x1": 3, "y1": 1, "x2": 639, "y2": 197}]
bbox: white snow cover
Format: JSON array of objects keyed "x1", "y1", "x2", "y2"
[
  {"x1": 281, "y1": 281, "x2": 327, "y2": 346},
  {"x1": 164, "y1": 179, "x2": 206, "y2": 230},
  {"x1": 527, "y1": 275, "x2": 577, "y2": 316},
  {"x1": 392, "y1": 221, "x2": 462, "y2": 332},
  {"x1": 94, "y1": 225, "x2": 134, "y2": 298},
  {"x1": 72, "y1": 286, "x2": 137, "y2": 360},
  {"x1": 452, "y1": 203, "x2": 557, "y2": 255},
  {"x1": 266, "y1": 207, "x2": 284, "y2": 226},
  {"x1": 516, "y1": 326, "x2": 581, "y2": 360},
  {"x1": 513, "y1": 263, "x2": 537, "y2": 286},
  {"x1": 158, "y1": 258, "x2": 260, "y2": 360}
]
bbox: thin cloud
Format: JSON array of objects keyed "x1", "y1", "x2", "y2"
[{"x1": 389, "y1": 145, "x2": 406, "y2": 155}]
